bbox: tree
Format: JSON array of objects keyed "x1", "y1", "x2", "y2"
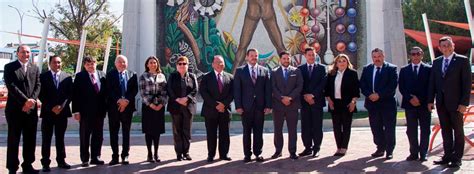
[
  {"x1": 402, "y1": 0, "x2": 473, "y2": 62},
  {"x1": 31, "y1": 0, "x2": 122, "y2": 73}
]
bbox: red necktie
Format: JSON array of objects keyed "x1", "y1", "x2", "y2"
[
  {"x1": 217, "y1": 73, "x2": 223, "y2": 93},
  {"x1": 90, "y1": 74, "x2": 99, "y2": 93}
]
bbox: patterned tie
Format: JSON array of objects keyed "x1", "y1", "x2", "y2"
[
  {"x1": 374, "y1": 67, "x2": 381, "y2": 92},
  {"x1": 53, "y1": 72, "x2": 59, "y2": 89},
  {"x1": 251, "y1": 66, "x2": 257, "y2": 84},
  {"x1": 90, "y1": 74, "x2": 99, "y2": 93},
  {"x1": 22, "y1": 63, "x2": 27, "y2": 73},
  {"x1": 308, "y1": 65, "x2": 313, "y2": 78},
  {"x1": 119, "y1": 72, "x2": 126, "y2": 97},
  {"x1": 217, "y1": 73, "x2": 223, "y2": 93},
  {"x1": 443, "y1": 58, "x2": 449, "y2": 77},
  {"x1": 283, "y1": 68, "x2": 288, "y2": 81}
]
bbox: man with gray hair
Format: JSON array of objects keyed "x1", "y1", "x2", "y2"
[{"x1": 106, "y1": 55, "x2": 138, "y2": 165}]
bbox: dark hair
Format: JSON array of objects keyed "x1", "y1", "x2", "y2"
[
  {"x1": 246, "y1": 48, "x2": 258, "y2": 55},
  {"x1": 329, "y1": 54, "x2": 354, "y2": 76},
  {"x1": 304, "y1": 47, "x2": 315, "y2": 54},
  {"x1": 82, "y1": 56, "x2": 96, "y2": 65},
  {"x1": 144, "y1": 56, "x2": 161, "y2": 73},
  {"x1": 439, "y1": 36, "x2": 453, "y2": 44},
  {"x1": 279, "y1": 50, "x2": 290, "y2": 58},
  {"x1": 49, "y1": 55, "x2": 60, "y2": 62},
  {"x1": 371, "y1": 48, "x2": 384, "y2": 55},
  {"x1": 410, "y1": 46, "x2": 423, "y2": 53}
]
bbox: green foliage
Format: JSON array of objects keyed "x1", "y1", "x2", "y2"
[
  {"x1": 402, "y1": 0, "x2": 473, "y2": 61},
  {"x1": 165, "y1": 22, "x2": 184, "y2": 54}
]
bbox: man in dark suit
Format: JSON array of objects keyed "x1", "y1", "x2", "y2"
[
  {"x1": 39, "y1": 55, "x2": 73, "y2": 172},
  {"x1": 234, "y1": 48, "x2": 272, "y2": 162},
  {"x1": 398, "y1": 47, "x2": 431, "y2": 162},
  {"x1": 360, "y1": 48, "x2": 398, "y2": 160},
  {"x1": 72, "y1": 56, "x2": 107, "y2": 167},
  {"x1": 271, "y1": 51, "x2": 303, "y2": 160},
  {"x1": 4, "y1": 45, "x2": 41, "y2": 174},
  {"x1": 200, "y1": 55, "x2": 234, "y2": 162},
  {"x1": 106, "y1": 55, "x2": 138, "y2": 165},
  {"x1": 298, "y1": 47, "x2": 327, "y2": 158},
  {"x1": 428, "y1": 36, "x2": 471, "y2": 168}
]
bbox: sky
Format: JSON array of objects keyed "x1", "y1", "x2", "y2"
[{"x1": 0, "y1": 0, "x2": 124, "y2": 47}]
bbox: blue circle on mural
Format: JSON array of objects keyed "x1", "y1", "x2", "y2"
[
  {"x1": 348, "y1": 24, "x2": 357, "y2": 34},
  {"x1": 348, "y1": 42, "x2": 357, "y2": 52},
  {"x1": 347, "y1": 8, "x2": 357, "y2": 17}
]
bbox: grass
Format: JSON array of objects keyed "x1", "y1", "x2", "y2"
[{"x1": 131, "y1": 111, "x2": 407, "y2": 123}]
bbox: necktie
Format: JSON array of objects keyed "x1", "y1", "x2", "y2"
[
  {"x1": 443, "y1": 58, "x2": 449, "y2": 77},
  {"x1": 217, "y1": 73, "x2": 223, "y2": 93},
  {"x1": 283, "y1": 68, "x2": 288, "y2": 81},
  {"x1": 91, "y1": 74, "x2": 99, "y2": 93},
  {"x1": 53, "y1": 73, "x2": 59, "y2": 89},
  {"x1": 374, "y1": 67, "x2": 381, "y2": 92},
  {"x1": 22, "y1": 63, "x2": 27, "y2": 73},
  {"x1": 119, "y1": 72, "x2": 126, "y2": 97},
  {"x1": 413, "y1": 65, "x2": 418, "y2": 77},
  {"x1": 308, "y1": 65, "x2": 313, "y2": 78},
  {"x1": 251, "y1": 66, "x2": 257, "y2": 84}
]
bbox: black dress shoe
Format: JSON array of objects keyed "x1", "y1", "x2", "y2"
[
  {"x1": 406, "y1": 155, "x2": 418, "y2": 161},
  {"x1": 271, "y1": 152, "x2": 282, "y2": 159},
  {"x1": 122, "y1": 156, "x2": 129, "y2": 165},
  {"x1": 183, "y1": 154, "x2": 192, "y2": 161},
  {"x1": 243, "y1": 156, "x2": 252, "y2": 163},
  {"x1": 81, "y1": 162, "x2": 89, "y2": 167},
  {"x1": 371, "y1": 150, "x2": 384, "y2": 158},
  {"x1": 419, "y1": 156, "x2": 428, "y2": 162},
  {"x1": 312, "y1": 151, "x2": 320, "y2": 158},
  {"x1": 334, "y1": 152, "x2": 345, "y2": 156},
  {"x1": 90, "y1": 158, "x2": 105, "y2": 165},
  {"x1": 109, "y1": 158, "x2": 120, "y2": 165},
  {"x1": 433, "y1": 159, "x2": 449, "y2": 165},
  {"x1": 147, "y1": 156, "x2": 155, "y2": 163},
  {"x1": 448, "y1": 161, "x2": 462, "y2": 168},
  {"x1": 219, "y1": 156, "x2": 232, "y2": 161},
  {"x1": 255, "y1": 156, "x2": 265, "y2": 162},
  {"x1": 290, "y1": 153, "x2": 298, "y2": 160},
  {"x1": 42, "y1": 166, "x2": 51, "y2": 172},
  {"x1": 8, "y1": 169, "x2": 17, "y2": 174},
  {"x1": 385, "y1": 154, "x2": 393, "y2": 160},
  {"x1": 207, "y1": 157, "x2": 214, "y2": 162},
  {"x1": 177, "y1": 155, "x2": 183, "y2": 161},
  {"x1": 298, "y1": 149, "x2": 312, "y2": 156},
  {"x1": 57, "y1": 162, "x2": 71, "y2": 169},
  {"x1": 22, "y1": 167, "x2": 39, "y2": 174},
  {"x1": 154, "y1": 154, "x2": 161, "y2": 163}
]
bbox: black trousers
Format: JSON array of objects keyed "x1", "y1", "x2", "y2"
[
  {"x1": 171, "y1": 110, "x2": 193, "y2": 156},
  {"x1": 405, "y1": 107, "x2": 431, "y2": 158},
  {"x1": 331, "y1": 99, "x2": 353, "y2": 149},
  {"x1": 436, "y1": 105, "x2": 465, "y2": 162},
  {"x1": 41, "y1": 116, "x2": 68, "y2": 166},
  {"x1": 241, "y1": 105, "x2": 265, "y2": 157},
  {"x1": 6, "y1": 112, "x2": 38, "y2": 171},
  {"x1": 300, "y1": 105, "x2": 323, "y2": 152},
  {"x1": 108, "y1": 111, "x2": 133, "y2": 159},
  {"x1": 273, "y1": 109, "x2": 298, "y2": 154},
  {"x1": 204, "y1": 112, "x2": 230, "y2": 158},
  {"x1": 368, "y1": 108, "x2": 397, "y2": 154},
  {"x1": 79, "y1": 116, "x2": 104, "y2": 162}
]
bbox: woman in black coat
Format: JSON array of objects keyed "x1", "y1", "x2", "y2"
[
  {"x1": 167, "y1": 56, "x2": 198, "y2": 161},
  {"x1": 325, "y1": 54, "x2": 360, "y2": 156},
  {"x1": 139, "y1": 56, "x2": 167, "y2": 162}
]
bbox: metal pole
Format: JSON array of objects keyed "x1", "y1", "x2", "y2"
[
  {"x1": 76, "y1": 30, "x2": 87, "y2": 73},
  {"x1": 38, "y1": 18, "x2": 51, "y2": 73},
  {"x1": 323, "y1": 0, "x2": 334, "y2": 64},
  {"x1": 422, "y1": 13, "x2": 435, "y2": 63},
  {"x1": 103, "y1": 37, "x2": 113, "y2": 72},
  {"x1": 8, "y1": 5, "x2": 24, "y2": 44},
  {"x1": 463, "y1": 0, "x2": 474, "y2": 64}
]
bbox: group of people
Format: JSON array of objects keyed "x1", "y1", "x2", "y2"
[{"x1": 4, "y1": 36, "x2": 469, "y2": 173}]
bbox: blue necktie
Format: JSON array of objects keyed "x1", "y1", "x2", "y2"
[
  {"x1": 374, "y1": 67, "x2": 381, "y2": 92},
  {"x1": 119, "y1": 72, "x2": 126, "y2": 97},
  {"x1": 283, "y1": 68, "x2": 288, "y2": 81},
  {"x1": 443, "y1": 58, "x2": 449, "y2": 77},
  {"x1": 53, "y1": 73, "x2": 58, "y2": 89}
]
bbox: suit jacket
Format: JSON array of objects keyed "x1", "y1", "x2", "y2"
[
  {"x1": 167, "y1": 72, "x2": 198, "y2": 115},
  {"x1": 200, "y1": 71, "x2": 234, "y2": 117},
  {"x1": 4, "y1": 60, "x2": 41, "y2": 116},
  {"x1": 360, "y1": 62, "x2": 398, "y2": 110},
  {"x1": 72, "y1": 70, "x2": 107, "y2": 119},
  {"x1": 233, "y1": 64, "x2": 272, "y2": 111},
  {"x1": 298, "y1": 63, "x2": 327, "y2": 108},
  {"x1": 39, "y1": 70, "x2": 73, "y2": 118},
  {"x1": 106, "y1": 69, "x2": 138, "y2": 114},
  {"x1": 325, "y1": 68, "x2": 360, "y2": 111},
  {"x1": 399, "y1": 63, "x2": 431, "y2": 110},
  {"x1": 428, "y1": 53, "x2": 471, "y2": 111},
  {"x1": 271, "y1": 66, "x2": 303, "y2": 110}
]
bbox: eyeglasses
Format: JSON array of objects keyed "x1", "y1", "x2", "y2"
[
  {"x1": 410, "y1": 52, "x2": 422, "y2": 56},
  {"x1": 177, "y1": 63, "x2": 188, "y2": 66}
]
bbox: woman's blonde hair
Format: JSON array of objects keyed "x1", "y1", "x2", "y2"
[{"x1": 329, "y1": 54, "x2": 354, "y2": 76}]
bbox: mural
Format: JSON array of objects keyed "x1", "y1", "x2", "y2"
[{"x1": 162, "y1": 0, "x2": 359, "y2": 76}]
